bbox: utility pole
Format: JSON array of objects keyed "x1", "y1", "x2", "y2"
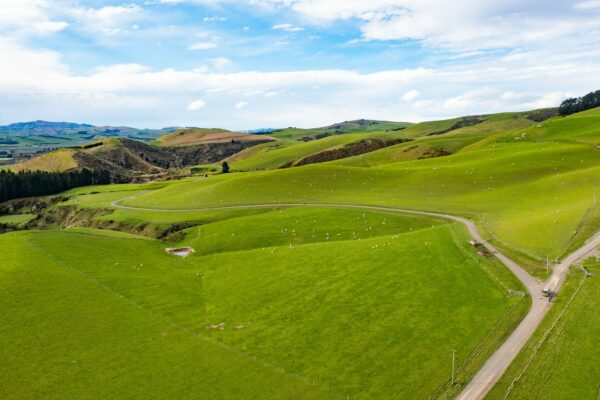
[
  {"x1": 451, "y1": 350, "x2": 456, "y2": 385},
  {"x1": 546, "y1": 255, "x2": 549, "y2": 275}
]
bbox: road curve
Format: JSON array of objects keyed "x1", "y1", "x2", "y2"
[{"x1": 111, "y1": 198, "x2": 600, "y2": 399}]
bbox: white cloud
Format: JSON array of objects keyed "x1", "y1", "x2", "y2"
[
  {"x1": 251, "y1": 0, "x2": 600, "y2": 51},
  {"x1": 1, "y1": 33, "x2": 599, "y2": 128},
  {"x1": 188, "y1": 42, "x2": 218, "y2": 50},
  {"x1": 0, "y1": 0, "x2": 68, "y2": 35},
  {"x1": 235, "y1": 101, "x2": 248, "y2": 109},
  {"x1": 32, "y1": 20, "x2": 69, "y2": 33},
  {"x1": 68, "y1": 4, "x2": 144, "y2": 36},
  {"x1": 575, "y1": 1, "x2": 600, "y2": 10},
  {"x1": 402, "y1": 90, "x2": 420, "y2": 102},
  {"x1": 187, "y1": 99, "x2": 207, "y2": 111},
  {"x1": 444, "y1": 88, "x2": 498, "y2": 111},
  {"x1": 204, "y1": 16, "x2": 227, "y2": 21},
  {"x1": 272, "y1": 23, "x2": 304, "y2": 32}
]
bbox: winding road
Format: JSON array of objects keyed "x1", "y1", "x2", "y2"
[{"x1": 111, "y1": 198, "x2": 600, "y2": 399}]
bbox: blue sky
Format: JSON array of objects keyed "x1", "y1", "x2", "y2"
[{"x1": 0, "y1": 0, "x2": 599, "y2": 129}]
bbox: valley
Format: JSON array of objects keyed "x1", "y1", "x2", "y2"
[{"x1": 2, "y1": 105, "x2": 600, "y2": 400}]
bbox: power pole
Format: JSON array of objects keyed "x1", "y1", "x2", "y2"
[
  {"x1": 546, "y1": 255, "x2": 549, "y2": 275},
  {"x1": 451, "y1": 350, "x2": 456, "y2": 385}
]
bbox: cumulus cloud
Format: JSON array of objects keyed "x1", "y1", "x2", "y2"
[
  {"x1": 402, "y1": 90, "x2": 420, "y2": 102},
  {"x1": 0, "y1": 0, "x2": 68, "y2": 35},
  {"x1": 248, "y1": 0, "x2": 600, "y2": 51},
  {"x1": 1, "y1": 34, "x2": 597, "y2": 129},
  {"x1": 187, "y1": 99, "x2": 207, "y2": 111},
  {"x1": 1, "y1": 1, "x2": 599, "y2": 128},
  {"x1": 68, "y1": 4, "x2": 144, "y2": 35}
]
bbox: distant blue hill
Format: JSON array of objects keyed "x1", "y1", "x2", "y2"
[{"x1": 0, "y1": 120, "x2": 95, "y2": 131}]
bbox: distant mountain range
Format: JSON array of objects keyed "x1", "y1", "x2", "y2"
[
  {"x1": 0, "y1": 120, "x2": 178, "y2": 138},
  {"x1": 0, "y1": 120, "x2": 185, "y2": 149}
]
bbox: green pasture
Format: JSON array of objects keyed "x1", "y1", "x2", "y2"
[
  {"x1": 118, "y1": 110, "x2": 600, "y2": 275},
  {"x1": 0, "y1": 214, "x2": 34, "y2": 224},
  {"x1": 178, "y1": 207, "x2": 449, "y2": 255},
  {"x1": 334, "y1": 112, "x2": 534, "y2": 167},
  {"x1": 269, "y1": 121, "x2": 412, "y2": 141},
  {"x1": 487, "y1": 257, "x2": 600, "y2": 400},
  {"x1": 0, "y1": 206, "x2": 525, "y2": 399},
  {"x1": 229, "y1": 131, "x2": 406, "y2": 171}
]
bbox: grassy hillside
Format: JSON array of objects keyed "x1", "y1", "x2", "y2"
[
  {"x1": 0, "y1": 230, "x2": 330, "y2": 400},
  {"x1": 120, "y1": 109, "x2": 600, "y2": 275},
  {"x1": 487, "y1": 257, "x2": 600, "y2": 400},
  {"x1": 270, "y1": 119, "x2": 412, "y2": 141},
  {"x1": 228, "y1": 131, "x2": 409, "y2": 170},
  {"x1": 10, "y1": 148, "x2": 78, "y2": 172},
  {"x1": 0, "y1": 214, "x2": 34, "y2": 224},
  {"x1": 0, "y1": 206, "x2": 526, "y2": 399},
  {"x1": 334, "y1": 112, "x2": 535, "y2": 167},
  {"x1": 9, "y1": 137, "x2": 271, "y2": 180},
  {"x1": 3, "y1": 107, "x2": 599, "y2": 399},
  {"x1": 155, "y1": 128, "x2": 276, "y2": 147}
]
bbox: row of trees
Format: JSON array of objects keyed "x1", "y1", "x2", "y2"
[
  {"x1": 559, "y1": 89, "x2": 600, "y2": 116},
  {"x1": 0, "y1": 169, "x2": 111, "y2": 203}
]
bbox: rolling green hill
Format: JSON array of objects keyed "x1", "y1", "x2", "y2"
[
  {"x1": 227, "y1": 131, "x2": 409, "y2": 170},
  {"x1": 2, "y1": 106, "x2": 600, "y2": 400},
  {"x1": 154, "y1": 128, "x2": 276, "y2": 147},
  {"x1": 0, "y1": 208, "x2": 526, "y2": 399},
  {"x1": 270, "y1": 119, "x2": 412, "y2": 141},
  {"x1": 10, "y1": 135, "x2": 272, "y2": 180},
  {"x1": 119, "y1": 108, "x2": 600, "y2": 275},
  {"x1": 333, "y1": 112, "x2": 536, "y2": 167},
  {"x1": 487, "y1": 257, "x2": 600, "y2": 400}
]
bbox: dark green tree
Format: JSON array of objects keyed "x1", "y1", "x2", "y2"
[
  {"x1": 559, "y1": 89, "x2": 600, "y2": 116},
  {"x1": 0, "y1": 169, "x2": 112, "y2": 203},
  {"x1": 221, "y1": 161, "x2": 230, "y2": 174}
]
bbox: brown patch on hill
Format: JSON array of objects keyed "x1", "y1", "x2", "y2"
[
  {"x1": 78, "y1": 138, "x2": 274, "y2": 180},
  {"x1": 427, "y1": 116, "x2": 484, "y2": 136},
  {"x1": 526, "y1": 108, "x2": 559, "y2": 122},
  {"x1": 18, "y1": 137, "x2": 273, "y2": 182},
  {"x1": 156, "y1": 128, "x2": 276, "y2": 147},
  {"x1": 417, "y1": 147, "x2": 451, "y2": 159},
  {"x1": 292, "y1": 138, "x2": 410, "y2": 167}
]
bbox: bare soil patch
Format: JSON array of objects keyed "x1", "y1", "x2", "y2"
[{"x1": 165, "y1": 247, "x2": 196, "y2": 257}]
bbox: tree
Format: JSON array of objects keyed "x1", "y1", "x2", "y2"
[
  {"x1": 0, "y1": 168, "x2": 112, "y2": 203},
  {"x1": 221, "y1": 161, "x2": 230, "y2": 174},
  {"x1": 559, "y1": 89, "x2": 600, "y2": 116}
]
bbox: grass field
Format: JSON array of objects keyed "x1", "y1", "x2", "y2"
[
  {"x1": 154, "y1": 128, "x2": 275, "y2": 147},
  {"x1": 10, "y1": 148, "x2": 78, "y2": 172},
  {"x1": 269, "y1": 120, "x2": 412, "y2": 141},
  {"x1": 333, "y1": 112, "x2": 535, "y2": 167},
  {"x1": 0, "y1": 214, "x2": 35, "y2": 224},
  {"x1": 117, "y1": 110, "x2": 600, "y2": 276},
  {"x1": 228, "y1": 131, "x2": 406, "y2": 171},
  {"x1": 0, "y1": 206, "x2": 527, "y2": 399},
  {"x1": 3, "y1": 108, "x2": 600, "y2": 399},
  {"x1": 486, "y1": 257, "x2": 600, "y2": 400}
]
